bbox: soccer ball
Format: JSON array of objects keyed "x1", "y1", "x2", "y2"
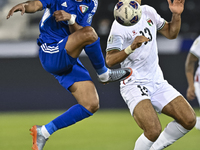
[{"x1": 114, "y1": 0, "x2": 142, "y2": 26}]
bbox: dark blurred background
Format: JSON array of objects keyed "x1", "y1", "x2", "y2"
[{"x1": 0, "y1": 0, "x2": 199, "y2": 111}]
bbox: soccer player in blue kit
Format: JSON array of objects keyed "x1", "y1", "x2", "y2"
[{"x1": 7, "y1": 0, "x2": 132, "y2": 149}]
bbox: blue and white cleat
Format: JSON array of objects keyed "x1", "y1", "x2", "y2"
[{"x1": 30, "y1": 125, "x2": 48, "y2": 150}]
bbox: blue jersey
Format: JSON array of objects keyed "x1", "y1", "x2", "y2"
[{"x1": 38, "y1": 0, "x2": 98, "y2": 44}]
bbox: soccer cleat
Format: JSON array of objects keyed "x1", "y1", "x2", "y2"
[
  {"x1": 99, "y1": 67, "x2": 132, "y2": 83},
  {"x1": 30, "y1": 125, "x2": 48, "y2": 150}
]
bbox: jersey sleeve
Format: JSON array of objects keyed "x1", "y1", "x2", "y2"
[
  {"x1": 147, "y1": 6, "x2": 165, "y2": 30},
  {"x1": 77, "y1": 0, "x2": 98, "y2": 27},
  {"x1": 39, "y1": 0, "x2": 55, "y2": 9},
  {"x1": 190, "y1": 36, "x2": 200, "y2": 58},
  {"x1": 106, "y1": 34, "x2": 124, "y2": 51},
  {"x1": 106, "y1": 22, "x2": 124, "y2": 52}
]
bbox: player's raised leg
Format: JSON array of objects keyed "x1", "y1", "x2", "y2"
[
  {"x1": 30, "y1": 81, "x2": 99, "y2": 150},
  {"x1": 65, "y1": 26, "x2": 132, "y2": 83},
  {"x1": 150, "y1": 96, "x2": 196, "y2": 150}
]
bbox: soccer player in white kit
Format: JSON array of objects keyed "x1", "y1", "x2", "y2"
[
  {"x1": 106, "y1": 0, "x2": 196, "y2": 149},
  {"x1": 185, "y1": 35, "x2": 200, "y2": 130}
]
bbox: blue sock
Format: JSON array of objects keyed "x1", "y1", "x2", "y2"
[
  {"x1": 84, "y1": 37, "x2": 108, "y2": 75},
  {"x1": 45, "y1": 104, "x2": 93, "y2": 135}
]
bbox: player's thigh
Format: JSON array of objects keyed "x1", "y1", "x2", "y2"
[
  {"x1": 134, "y1": 99, "x2": 161, "y2": 131},
  {"x1": 162, "y1": 95, "x2": 196, "y2": 129},
  {"x1": 69, "y1": 80, "x2": 99, "y2": 113},
  {"x1": 134, "y1": 99, "x2": 161, "y2": 141},
  {"x1": 120, "y1": 83, "x2": 161, "y2": 129},
  {"x1": 65, "y1": 26, "x2": 98, "y2": 58}
]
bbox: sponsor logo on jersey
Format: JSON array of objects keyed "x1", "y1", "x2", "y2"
[
  {"x1": 108, "y1": 35, "x2": 113, "y2": 44},
  {"x1": 79, "y1": 5, "x2": 89, "y2": 13},
  {"x1": 132, "y1": 30, "x2": 137, "y2": 36},
  {"x1": 147, "y1": 19, "x2": 153, "y2": 26},
  {"x1": 87, "y1": 13, "x2": 93, "y2": 24},
  {"x1": 61, "y1": 2, "x2": 67, "y2": 7}
]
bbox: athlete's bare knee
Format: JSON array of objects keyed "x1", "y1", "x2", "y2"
[
  {"x1": 87, "y1": 100, "x2": 99, "y2": 113},
  {"x1": 163, "y1": 96, "x2": 196, "y2": 130},
  {"x1": 82, "y1": 26, "x2": 98, "y2": 43},
  {"x1": 144, "y1": 125, "x2": 162, "y2": 142},
  {"x1": 177, "y1": 107, "x2": 196, "y2": 130},
  {"x1": 180, "y1": 115, "x2": 196, "y2": 130}
]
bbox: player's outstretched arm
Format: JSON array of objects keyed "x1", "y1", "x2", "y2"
[
  {"x1": 7, "y1": 0, "x2": 43, "y2": 19},
  {"x1": 158, "y1": 0, "x2": 185, "y2": 39}
]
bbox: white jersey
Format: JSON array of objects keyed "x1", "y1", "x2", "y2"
[
  {"x1": 190, "y1": 35, "x2": 200, "y2": 83},
  {"x1": 106, "y1": 5, "x2": 166, "y2": 85}
]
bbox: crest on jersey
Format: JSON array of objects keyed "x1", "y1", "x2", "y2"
[
  {"x1": 147, "y1": 19, "x2": 153, "y2": 26},
  {"x1": 79, "y1": 5, "x2": 89, "y2": 13}
]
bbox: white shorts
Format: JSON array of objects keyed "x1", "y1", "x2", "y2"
[{"x1": 120, "y1": 80, "x2": 181, "y2": 115}]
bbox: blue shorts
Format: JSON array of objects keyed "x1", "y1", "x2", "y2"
[{"x1": 38, "y1": 36, "x2": 92, "y2": 92}]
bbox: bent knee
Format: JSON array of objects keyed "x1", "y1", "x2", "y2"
[
  {"x1": 83, "y1": 99, "x2": 99, "y2": 114},
  {"x1": 178, "y1": 109, "x2": 196, "y2": 130},
  {"x1": 82, "y1": 26, "x2": 98, "y2": 43},
  {"x1": 144, "y1": 125, "x2": 162, "y2": 142},
  {"x1": 181, "y1": 115, "x2": 196, "y2": 130},
  {"x1": 88, "y1": 102, "x2": 99, "y2": 114}
]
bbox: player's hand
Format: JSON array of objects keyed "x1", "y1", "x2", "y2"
[
  {"x1": 7, "y1": 3, "x2": 28, "y2": 19},
  {"x1": 186, "y1": 86, "x2": 196, "y2": 101},
  {"x1": 53, "y1": 10, "x2": 71, "y2": 22},
  {"x1": 131, "y1": 36, "x2": 149, "y2": 50},
  {"x1": 167, "y1": 0, "x2": 185, "y2": 15}
]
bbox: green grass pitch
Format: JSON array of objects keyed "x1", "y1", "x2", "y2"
[{"x1": 0, "y1": 109, "x2": 199, "y2": 150}]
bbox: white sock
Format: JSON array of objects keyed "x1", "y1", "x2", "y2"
[
  {"x1": 195, "y1": 117, "x2": 200, "y2": 130},
  {"x1": 150, "y1": 121, "x2": 190, "y2": 150},
  {"x1": 98, "y1": 69, "x2": 109, "y2": 82},
  {"x1": 41, "y1": 125, "x2": 50, "y2": 139},
  {"x1": 134, "y1": 133, "x2": 154, "y2": 150}
]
